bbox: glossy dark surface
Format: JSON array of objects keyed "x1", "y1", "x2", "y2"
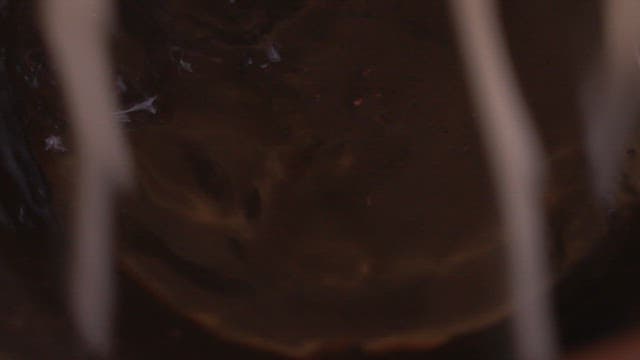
[{"x1": 1, "y1": 0, "x2": 639, "y2": 359}]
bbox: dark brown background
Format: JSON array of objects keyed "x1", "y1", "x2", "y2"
[{"x1": 1, "y1": 1, "x2": 639, "y2": 359}]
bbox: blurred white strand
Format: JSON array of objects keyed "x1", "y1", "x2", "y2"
[
  {"x1": 39, "y1": 0, "x2": 132, "y2": 356},
  {"x1": 583, "y1": 0, "x2": 640, "y2": 203},
  {"x1": 115, "y1": 96, "x2": 158, "y2": 122},
  {"x1": 449, "y1": 1, "x2": 557, "y2": 359}
]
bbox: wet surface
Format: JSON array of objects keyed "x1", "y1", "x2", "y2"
[{"x1": 1, "y1": 0, "x2": 640, "y2": 359}]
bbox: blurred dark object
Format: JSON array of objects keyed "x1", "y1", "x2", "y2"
[{"x1": 2, "y1": 0, "x2": 640, "y2": 359}]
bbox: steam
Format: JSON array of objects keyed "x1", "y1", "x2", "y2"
[
  {"x1": 449, "y1": 1, "x2": 557, "y2": 359},
  {"x1": 582, "y1": 0, "x2": 640, "y2": 203},
  {"x1": 39, "y1": 0, "x2": 132, "y2": 356}
]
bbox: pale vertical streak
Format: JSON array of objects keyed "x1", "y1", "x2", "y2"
[
  {"x1": 583, "y1": 0, "x2": 640, "y2": 203},
  {"x1": 449, "y1": 1, "x2": 557, "y2": 360},
  {"x1": 39, "y1": 0, "x2": 132, "y2": 356}
]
